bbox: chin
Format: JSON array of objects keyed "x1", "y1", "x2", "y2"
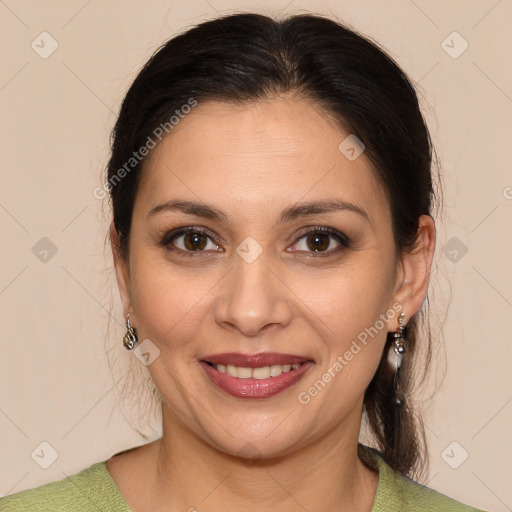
[{"x1": 194, "y1": 408, "x2": 312, "y2": 461}]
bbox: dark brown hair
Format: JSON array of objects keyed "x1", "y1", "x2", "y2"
[{"x1": 107, "y1": 12, "x2": 435, "y2": 477}]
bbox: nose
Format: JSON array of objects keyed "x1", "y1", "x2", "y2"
[{"x1": 213, "y1": 252, "x2": 293, "y2": 337}]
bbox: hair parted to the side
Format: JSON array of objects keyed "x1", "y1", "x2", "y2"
[{"x1": 106, "y1": 12, "x2": 437, "y2": 478}]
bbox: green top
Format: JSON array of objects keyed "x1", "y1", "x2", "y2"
[{"x1": 0, "y1": 445, "x2": 486, "y2": 511}]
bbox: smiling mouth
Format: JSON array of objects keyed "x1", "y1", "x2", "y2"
[{"x1": 199, "y1": 353, "x2": 314, "y2": 399}]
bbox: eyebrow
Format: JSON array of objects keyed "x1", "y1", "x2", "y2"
[{"x1": 148, "y1": 198, "x2": 370, "y2": 223}]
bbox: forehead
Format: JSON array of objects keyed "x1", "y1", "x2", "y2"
[{"x1": 137, "y1": 97, "x2": 388, "y2": 223}]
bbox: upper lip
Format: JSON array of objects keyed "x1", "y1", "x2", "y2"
[{"x1": 201, "y1": 352, "x2": 313, "y2": 368}]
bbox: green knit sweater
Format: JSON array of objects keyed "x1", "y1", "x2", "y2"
[{"x1": 0, "y1": 445, "x2": 486, "y2": 511}]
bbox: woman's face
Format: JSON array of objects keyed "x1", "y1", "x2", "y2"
[{"x1": 115, "y1": 97, "x2": 422, "y2": 458}]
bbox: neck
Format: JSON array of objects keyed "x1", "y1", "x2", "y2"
[{"x1": 147, "y1": 404, "x2": 378, "y2": 512}]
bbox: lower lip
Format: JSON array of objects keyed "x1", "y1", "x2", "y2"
[{"x1": 200, "y1": 361, "x2": 314, "y2": 399}]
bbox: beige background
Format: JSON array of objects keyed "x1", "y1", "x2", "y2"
[{"x1": 1, "y1": 1, "x2": 511, "y2": 510}]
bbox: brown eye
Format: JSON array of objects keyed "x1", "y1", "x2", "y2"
[
  {"x1": 305, "y1": 232, "x2": 330, "y2": 251},
  {"x1": 163, "y1": 228, "x2": 223, "y2": 254},
  {"x1": 288, "y1": 227, "x2": 349, "y2": 255},
  {"x1": 183, "y1": 232, "x2": 208, "y2": 251}
]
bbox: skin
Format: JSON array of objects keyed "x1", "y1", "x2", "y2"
[{"x1": 108, "y1": 96, "x2": 436, "y2": 511}]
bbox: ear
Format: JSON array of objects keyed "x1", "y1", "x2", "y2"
[
  {"x1": 389, "y1": 215, "x2": 436, "y2": 327},
  {"x1": 110, "y1": 222, "x2": 132, "y2": 316}
]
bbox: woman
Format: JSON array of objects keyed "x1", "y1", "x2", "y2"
[{"x1": 0, "y1": 12, "x2": 486, "y2": 511}]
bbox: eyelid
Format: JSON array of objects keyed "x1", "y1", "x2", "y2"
[{"x1": 293, "y1": 225, "x2": 349, "y2": 245}]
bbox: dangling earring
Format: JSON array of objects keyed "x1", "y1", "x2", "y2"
[
  {"x1": 123, "y1": 313, "x2": 138, "y2": 350},
  {"x1": 393, "y1": 312, "x2": 406, "y2": 369},
  {"x1": 392, "y1": 312, "x2": 406, "y2": 405}
]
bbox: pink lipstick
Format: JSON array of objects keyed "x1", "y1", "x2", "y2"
[{"x1": 200, "y1": 352, "x2": 314, "y2": 399}]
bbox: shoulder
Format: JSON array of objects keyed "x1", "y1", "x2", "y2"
[
  {"x1": 358, "y1": 444, "x2": 487, "y2": 512},
  {"x1": 391, "y1": 469, "x2": 486, "y2": 511},
  {"x1": 0, "y1": 462, "x2": 131, "y2": 512}
]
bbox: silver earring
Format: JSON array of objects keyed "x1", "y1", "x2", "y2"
[
  {"x1": 123, "y1": 313, "x2": 138, "y2": 350},
  {"x1": 392, "y1": 312, "x2": 406, "y2": 405},
  {"x1": 393, "y1": 312, "x2": 406, "y2": 370}
]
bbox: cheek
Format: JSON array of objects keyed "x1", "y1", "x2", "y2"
[
  {"x1": 302, "y1": 259, "x2": 395, "y2": 344},
  {"x1": 293, "y1": 299, "x2": 392, "y2": 427},
  {"x1": 293, "y1": 257, "x2": 396, "y2": 396},
  {"x1": 127, "y1": 254, "x2": 211, "y2": 353}
]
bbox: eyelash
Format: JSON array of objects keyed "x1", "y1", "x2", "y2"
[{"x1": 159, "y1": 226, "x2": 350, "y2": 258}]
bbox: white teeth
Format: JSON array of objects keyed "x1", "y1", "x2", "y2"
[
  {"x1": 212, "y1": 363, "x2": 302, "y2": 379},
  {"x1": 237, "y1": 367, "x2": 253, "y2": 379},
  {"x1": 226, "y1": 365, "x2": 238, "y2": 377},
  {"x1": 270, "y1": 364, "x2": 283, "y2": 377},
  {"x1": 252, "y1": 366, "x2": 271, "y2": 379}
]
